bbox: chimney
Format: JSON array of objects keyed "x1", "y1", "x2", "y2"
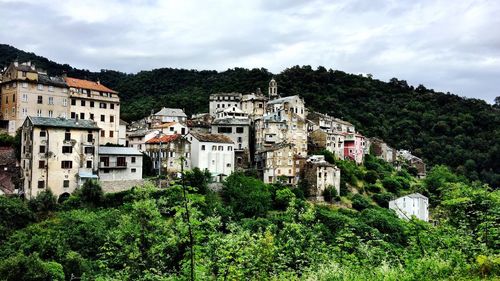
[
  {"x1": 96, "y1": 79, "x2": 100, "y2": 85},
  {"x1": 62, "y1": 71, "x2": 67, "y2": 79}
]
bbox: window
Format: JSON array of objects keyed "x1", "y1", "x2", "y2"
[
  {"x1": 169, "y1": 127, "x2": 174, "y2": 132},
  {"x1": 201, "y1": 145, "x2": 205, "y2": 151},
  {"x1": 22, "y1": 108, "x2": 27, "y2": 116},
  {"x1": 218, "y1": 146, "x2": 223, "y2": 151},
  {"x1": 37, "y1": 84, "x2": 43, "y2": 90},
  {"x1": 63, "y1": 98, "x2": 68, "y2": 107},
  {"x1": 100, "y1": 103, "x2": 107, "y2": 109},
  {"x1": 226, "y1": 163, "x2": 231, "y2": 167},
  {"x1": 212, "y1": 145, "x2": 216, "y2": 151},
  {"x1": 22, "y1": 82, "x2": 29, "y2": 88},
  {"x1": 65, "y1": 130, "x2": 71, "y2": 141},
  {"x1": 22, "y1": 71, "x2": 27, "y2": 77},
  {"x1": 71, "y1": 112, "x2": 76, "y2": 119},
  {"x1": 61, "y1": 161, "x2": 73, "y2": 169},
  {"x1": 101, "y1": 157, "x2": 109, "y2": 167},
  {"x1": 37, "y1": 96, "x2": 43, "y2": 104},
  {"x1": 11, "y1": 107, "x2": 15, "y2": 116},
  {"x1": 90, "y1": 113, "x2": 94, "y2": 120},
  {"x1": 48, "y1": 97, "x2": 54, "y2": 105},
  {"x1": 38, "y1": 160, "x2": 45, "y2": 169},
  {"x1": 81, "y1": 100, "x2": 85, "y2": 106},
  {"x1": 228, "y1": 146, "x2": 233, "y2": 151},
  {"x1": 109, "y1": 131, "x2": 114, "y2": 137},
  {"x1": 36, "y1": 109, "x2": 42, "y2": 117},
  {"x1": 38, "y1": 180, "x2": 45, "y2": 189},
  {"x1": 48, "y1": 110, "x2": 53, "y2": 117},
  {"x1": 101, "y1": 131, "x2": 105, "y2": 137},
  {"x1": 237, "y1": 137, "x2": 242, "y2": 143},
  {"x1": 71, "y1": 99, "x2": 76, "y2": 106},
  {"x1": 110, "y1": 104, "x2": 114, "y2": 109},
  {"x1": 101, "y1": 115, "x2": 105, "y2": 122},
  {"x1": 80, "y1": 112, "x2": 84, "y2": 119},
  {"x1": 84, "y1": 147, "x2": 94, "y2": 154},
  {"x1": 63, "y1": 180, "x2": 69, "y2": 188},
  {"x1": 22, "y1": 93, "x2": 28, "y2": 102},
  {"x1": 39, "y1": 145, "x2": 46, "y2": 153},
  {"x1": 86, "y1": 161, "x2": 92, "y2": 168},
  {"x1": 110, "y1": 115, "x2": 114, "y2": 123},
  {"x1": 87, "y1": 133, "x2": 93, "y2": 142},
  {"x1": 48, "y1": 86, "x2": 54, "y2": 92},
  {"x1": 12, "y1": 94, "x2": 15, "y2": 102},
  {"x1": 90, "y1": 101, "x2": 94, "y2": 107},
  {"x1": 131, "y1": 168, "x2": 136, "y2": 173},
  {"x1": 62, "y1": 146, "x2": 72, "y2": 153},
  {"x1": 131, "y1": 157, "x2": 136, "y2": 163},
  {"x1": 117, "y1": 157, "x2": 126, "y2": 167},
  {"x1": 218, "y1": 127, "x2": 232, "y2": 133},
  {"x1": 236, "y1": 127, "x2": 244, "y2": 133},
  {"x1": 40, "y1": 130, "x2": 46, "y2": 137}
]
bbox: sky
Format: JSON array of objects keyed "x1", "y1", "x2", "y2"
[{"x1": 0, "y1": 0, "x2": 499, "y2": 103}]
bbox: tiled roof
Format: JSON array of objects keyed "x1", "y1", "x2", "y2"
[
  {"x1": 126, "y1": 129, "x2": 158, "y2": 137},
  {"x1": 146, "y1": 134, "x2": 181, "y2": 144},
  {"x1": 190, "y1": 132, "x2": 233, "y2": 144},
  {"x1": 28, "y1": 116, "x2": 100, "y2": 130},
  {"x1": 153, "y1": 122, "x2": 178, "y2": 128},
  {"x1": 38, "y1": 73, "x2": 67, "y2": 88},
  {"x1": 154, "y1": 107, "x2": 187, "y2": 117},
  {"x1": 64, "y1": 77, "x2": 117, "y2": 94},
  {"x1": 98, "y1": 146, "x2": 143, "y2": 155},
  {"x1": 212, "y1": 118, "x2": 250, "y2": 125}
]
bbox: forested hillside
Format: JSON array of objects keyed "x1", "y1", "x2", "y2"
[{"x1": 1, "y1": 44, "x2": 498, "y2": 187}]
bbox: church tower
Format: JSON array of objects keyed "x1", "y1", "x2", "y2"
[{"x1": 268, "y1": 78, "x2": 278, "y2": 100}]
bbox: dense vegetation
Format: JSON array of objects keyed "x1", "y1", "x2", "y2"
[
  {"x1": 1, "y1": 43, "x2": 499, "y2": 186},
  {"x1": 0, "y1": 156, "x2": 498, "y2": 280}
]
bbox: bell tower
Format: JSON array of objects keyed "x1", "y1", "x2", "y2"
[{"x1": 268, "y1": 78, "x2": 278, "y2": 100}]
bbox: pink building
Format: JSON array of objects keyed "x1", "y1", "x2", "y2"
[{"x1": 343, "y1": 133, "x2": 366, "y2": 164}]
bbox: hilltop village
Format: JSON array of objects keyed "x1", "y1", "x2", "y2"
[{"x1": 0, "y1": 60, "x2": 428, "y2": 220}]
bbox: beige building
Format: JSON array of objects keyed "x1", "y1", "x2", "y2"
[
  {"x1": 20, "y1": 116, "x2": 100, "y2": 199},
  {"x1": 255, "y1": 143, "x2": 304, "y2": 185},
  {"x1": 302, "y1": 155, "x2": 341, "y2": 201},
  {"x1": 65, "y1": 76, "x2": 120, "y2": 145},
  {"x1": 241, "y1": 90, "x2": 268, "y2": 120},
  {"x1": 309, "y1": 129, "x2": 345, "y2": 159},
  {"x1": 1, "y1": 61, "x2": 69, "y2": 135},
  {"x1": 255, "y1": 95, "x2": 308, "y2": 156}
]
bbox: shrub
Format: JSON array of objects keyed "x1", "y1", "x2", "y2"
[
  {"x1": 275, "y1": 188, "x2": 295, "y2": 210},
  {"x1": 222, "y1": 172, "x2": 272, "y2": 218},
  {"x1": 323, "y1": 186, "x2": 338, "y2": 202},
  {"x1": 366, "y1": 184, "x2": 381, "y2": 193},
  {"x1": 382, "y1": 178, "x2": 402, "y2": 194},
  {"x1": 351, "y1": 194, "x2": 372, "y2": 211},
  {"x1": 364, "y1": 170, "x2": 378, "y2": 184},
  {"x1": 0, "y1": 253, "x2": 64, "y2": 281},
  {"x1": 339, "y1": 180, "x2": 349, "y2": 196},
  {"x1": 80, "y1": 180, "x2": 104, "y2": 206},
  {"x1": 28, "y1": 190, "x2": 57, "y2": 214},
  {"x1": 372, "y1": 193, "x2": 393, "y2": 208},
  {"x1": 0, "y1": 196, "x2": 35, "y2": 241}
]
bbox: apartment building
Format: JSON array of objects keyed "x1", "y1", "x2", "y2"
[
  {"x1": 20, "y1": 116, "x2": 100, "y2": 199},
  {"x1": 0, "y1": 61, "x2": 69, "y2": 135},
  {"x1": 389, "y1": 193, "x2": 429, "y2": 221},
  {"x1": 255, "y1": 143, "x2": 304, "y2": 185},
  {"x1": 65, "y1": 76, "x2": 120, "y2": 145},
  {"x1": 241, "y1": 89, "x2": 268, "y2": 120},
  {"x1": 211, "y1": 116, "x2": 251, "y2": 169}
]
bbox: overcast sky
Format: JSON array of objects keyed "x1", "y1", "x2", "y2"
[{"x1": 1, "y1": 0, "x2": 499, "y2": 102}]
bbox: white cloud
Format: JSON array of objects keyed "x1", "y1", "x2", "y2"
[{"x1": 0, "y1": 0, "x2": 498, "y2": 102}]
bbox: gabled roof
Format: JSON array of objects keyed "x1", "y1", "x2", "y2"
[
  {"x1": 127, "y1": 129, "x2": 158, "y2": 137},
  {"x1": 189, "y1": 132, "x2": 233, "y2": 144},
  {"x1": 38, "y1": 73, "x2": 67, "y2": 88},
  {"x1": 64, "y1": 77, "x2": 117, "y2": 94},
  {"x1": 98, "y1": 146, "x2": 143, "y2": 156},
  {"x1": 154, "y1": 107, "x2": 187, "y2": 117},
  {"x1": 267, "y1": 95, "x2": 301, "y2": 105},
  {"x1": 146, "y1": 134, "x2": 182, "y2": 144},
  {"x1": 27, "y1": 116, "x2": 100, "y2": 130}
]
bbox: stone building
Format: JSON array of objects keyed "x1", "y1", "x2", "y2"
[
  {"x1": 397, "y1": 150, "x2": 426, "y2": 178},
  {"x1": 307, "y1": 111, "x2": 355, "y2": 133},
  {"x1": 126, "y1": 129, "x2": 160, "y2": 151},
  {"x1": 0, "y1": 61, "x2": 69, "y2": 135},
  {"x1": 0, "y1": 147, "x2": 19, "y2": 195},
  {"x1": 301, "y1": 155, "x2": 340, "y2": 201},
  {"x1": 209, "y1": 92, "x2": 242, "y2": 117},
  {"x1": 255, "y1": 95, "x2": 308, "y2": 157},
  {"x1": 150, "y1": 107, "x2": 187, "y2": 125},
  {"x1": 255, "y1": 143, "x2": 304, "y2": 185},
  {"x1": 20, "y1": 116, "x2": 100, "y2": 199},
  {"x1": 145, "y1": 134, "x2": 191, "y2": 177},
  {"x1": 241, "y1": 89, "x2": 268, "y2": 120},
  {"x1": 389, "y1": 193, "x2": 429, "y2": 221},
  {"x1": 187, "y1": 132, "x2": 234, "y2": 182},
  {"x1": 370, "y1": 138, "x2": 396, "y2": 163},
  {"x1": 65, "y1": 76, "x2": 120, "y2": 145},
  {"x1": 309, "y1": 129, "x2": 345, "y2": 159},
  {"x1": 211, "y1": 117, "x2": 251, "y2": 169}
]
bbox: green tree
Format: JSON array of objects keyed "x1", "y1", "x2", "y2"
[{"x1": 221, "y1": 173, "x2": 272, "y2": 218}]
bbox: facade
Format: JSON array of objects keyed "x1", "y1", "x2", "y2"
[
  {"x1": 150, "y1": 107, "x2": 187, "y2": 124},
  {"x1": 307, "y1": 111, "x2": 355, "y2": 134},
  {"x1": 255, "y1": 143, "x2": 303, "y2": 185},
  {"x1": 20, "y1": 117, "x2": 100, "y2": 199},
  {"x1": 241, "y1": 90, "x2": 268, "y2": 120},
  {"x1": 343, "y1": 133, "x2": 366, "y2": 164},
  {"x1": 397, "y1": 150, "x2": 426, "y2": 178},
  {"x1": 0, "y1": 61, "x2": 69, "y2": 135},
  {"x1": 187, "y1": 132, "x2": 234, "y2": 182},
  {"x1": 255, "y1": 95, "x2": 308, "y2": 156},
  {"x1": 98, "y1": 146, "x2": 143, "y2": 182},
  {"x1": 65, "y1": 76, "x2": 120, "y2": 145},
  {"x1": 0, "y1": 147, "x2": 19, "y2": 195},
  {"x1": 309, "y1": 129, "x2": 345, "y2": 159},
  {"x1": 389, "y1": 193, "x2": 429, "y2": 221},
  {"x1": 209, "y1": 92, "x2": 242, "y2": 117},
  {"x1": 126, "y1": 129, "x2": 160, "y2": 151},
  {"x1": 302, "y1": 155, "x2": 341, "y2": 201},
  {"x1": 153, "y1": 121, "x2": 188, "y2": 135},
  {"x1": 370, "y1": 138, "x2": 396, "y2": 163},
  {"x1": 118, "y1": 120, "x2": 128, "y2": 146},
  {"x1": 145, "y1": 134, "x2": 191, "y2": 176},
  {"x1": 211, "y1": 117, "x2": 251, "y2": 169}
]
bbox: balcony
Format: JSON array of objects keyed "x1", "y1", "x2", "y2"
[{"x1": 99, "y1": 161, "x2": 128, "y2": 169}]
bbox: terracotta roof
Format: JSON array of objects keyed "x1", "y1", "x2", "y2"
[
  {"x1": 189, "y1": 132, "x2": 233, "y2": 144},
  {"x1": 146, "y1": 134, "x2": 181, "y2": 144},
  {"x1": 64, "y1": 77, "x2": 117, "y2": 94}
]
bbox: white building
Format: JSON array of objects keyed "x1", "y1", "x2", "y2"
[
  {"x1": 126, "y1": 129, "x2": 160, "y2": 151},
  {"x1": 302, "y1": 155, "x2": 341, "y2": 201},
  {"x1": 187, "y1": 132, "x2": 234, "y2": 182},
  {"x1": 389, "y1": 193, "x2": 429, "y2": 222},
  {"x1": 97, "y1": 146, "x2": 143, "y2": 191},
  {"x1": 209, "y1": 92, "x2": 242, "y2": 117},
  {"x1": 118, "y1": 119, "x2": 128, "y2": 146},
  {"x1": 153, "y1": 121, "x2": 188, "y2": 135},
  {"x1": 150, "y1": 107, "x2": 187, "y2": 124}
]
